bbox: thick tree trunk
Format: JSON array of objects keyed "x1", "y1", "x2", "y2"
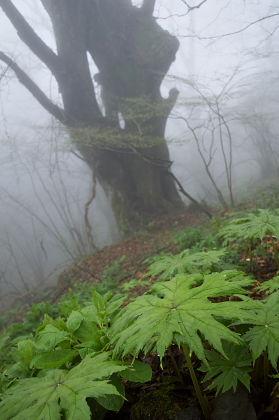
[
  {"x1": 1, "y1": 0, "x2": 185, "y2": 234},
  {"x1": 41, "y1": 0, "x2": 185, "y2": 233},
  {"x1": 94, "y1": 144, "x2": 184, "y2": 234}
]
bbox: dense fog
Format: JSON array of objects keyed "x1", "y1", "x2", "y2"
[{"x1": 0, "y1": 0, "x2": 278, "y2": 309}]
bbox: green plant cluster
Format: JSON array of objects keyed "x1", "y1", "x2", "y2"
[
  {"x1": 0, "y1": 291, "x2": 152, "y2": 419},
  {"x1": 1, "y1": 209, "x2": 279, "y2": 419}
]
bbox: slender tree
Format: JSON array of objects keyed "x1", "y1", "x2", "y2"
[{"x1": 0, "y1": 0, "x2": 185, "y2": 234}]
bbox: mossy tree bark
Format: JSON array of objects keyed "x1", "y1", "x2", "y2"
[{"x1": 0, "y1": 0, "x2": 184, "y2": 234}]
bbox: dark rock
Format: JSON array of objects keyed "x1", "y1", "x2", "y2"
[{"x1": 211, "y1": 386, "x2": 257, "y2": 420}]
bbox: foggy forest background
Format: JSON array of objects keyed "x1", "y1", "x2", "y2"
[{"x1": 0, "y1": 0, "x2": 278, "y2": 309}]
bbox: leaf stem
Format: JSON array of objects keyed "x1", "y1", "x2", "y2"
[
  {"x1": 253, "y1": 357, "x2": 261, "y2": 383},
  {"x1": 182, "y1": 344, "x2": 211, "y2": 419},
  {"x1": 170, "y1": 350, "x2": 185, "y2": 385},
  {"x1": 263, "y1": 351, "x2": 269, "y2": 389}
]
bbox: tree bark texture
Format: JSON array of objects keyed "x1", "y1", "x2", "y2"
[{"x1": 0, "y1": 0, "x2": 185, "y2": 233}]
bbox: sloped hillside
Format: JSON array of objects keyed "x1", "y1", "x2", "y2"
[{"x1": 2, "y1": 206, "x2": 279, "y2": 419}]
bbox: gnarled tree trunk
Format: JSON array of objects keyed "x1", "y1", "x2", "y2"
[{"x1": 0, "y1": 0, "x2": 185, "y2": 234}]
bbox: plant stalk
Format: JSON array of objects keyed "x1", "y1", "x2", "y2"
[
  {"x1": 170, "y1": 351, "x2": 185, "y2": 385},
  {"x1": 263, "y1": 351, "x2": 269, "y2": 390},
  {"x1": 182, "y1": 344, "x2": 211, "y2": 419}
]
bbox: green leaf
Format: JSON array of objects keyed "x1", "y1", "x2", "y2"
[
  {"x1": 111, "y1": 271, "x2": 252, "y2": 363},
  {"x1": 4, "y1": 363, "x2": 30, "y2": 380},
  {"x1": 36, "y1": 325, "x2": 69, "y2": 352},
  {"x1": 242, "y1": 292, "x2": 279, "y2": 368},
  {"x1": 92, "y1": 291, "x2": 106, "y2": 312},
  {"x1": 79, "y1": 305, "x2": 98, "y2": 322},
  {"x1": 105, "y1": 295, "x2": 125, "y2": 315},
  {"x1": 96, "y1": 374, "x2": 125, "y2": 411},
  {"x1": 218, "y1": 209, "x2": 279, "y2": 244},
  {"x1": 73, "y1": 320, "x2": 101, "y2": 348},
  {"x1": 121, "y1": 360, "x2": 152, "y2": 383},
  {"x1": 258, "y1": 276, "x2": 279, "y2": 294},
  {"x1": 0, "y1": 333, "x2": 10, "y2": 352},
  {"x1": 0, "y1": 352, "x2": 126, "y2": 420},
  {"x1": 31, "y1": 349, "x2": 78, "y2": 369},
  {"x1": 16, "y1": 339, "x2": 36, "y2": 369},
  {"x1": 146, "y1": 249, "x2": 225, "y2": 280},
  {"x1": 119, "y1": 279, "x2": 150, "y2": 292},
  {"x1": 66, "y1": 311, "x2": 84, "y2": 332},
  {"x1": 200, "y1": 343, "x2": 252, "y2": 395},
  {"x1": 37, "y1": 316, "x2": 67, "y2": 334}
]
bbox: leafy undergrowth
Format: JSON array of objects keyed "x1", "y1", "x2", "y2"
[{"x1": 2, "y1": 208, "x2": 279, "y2": 418}]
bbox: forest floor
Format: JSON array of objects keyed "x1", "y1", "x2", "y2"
[
  {"x1": 3, "y1": 199, "x2": 279, "y2": 419},
  {"x1": 52, "y1": 208, "x2": 208, "y2": 303}
]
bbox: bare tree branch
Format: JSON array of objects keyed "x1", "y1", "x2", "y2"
[
  {"x1": 167, "y1": 171, "x2": 212, "y2": 218},
  {"x1": 180, "y1": 0, "x2": 208, "y2": 12},
  {"x1": 0, "y1": 0, "x2": 61, "y2": 76},
  {"x1": 0, "y1": 51, "x2": 67, "y2": 124},
  {"x1": 157, "y1": 0, "x2": 208, "y2": 20},
  {"x1": 180, "y1": 12, "x2": 279, "y2": 39},
  {"x1": 0, "y1": 63, "x2": 9, "y2": 82},
  {"x1": 176, "y1": 115, "x2": 229, "y2": 209}
]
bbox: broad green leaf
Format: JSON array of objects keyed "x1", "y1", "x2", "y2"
[
  {"x1": 66, "y1": 311, "x2": 84, "y2": 332},
  {"x1": 36, "y1": 325, "x2": 69, "y2": 352},
  {"x1": 200, "y1": 343, "x2": 252, "y2": 395},
  {"x1": 3, "y1": 339, "x2": 36, "y2": 379},
  {"x1": 65, "y1": 306, "x2": 103, "y2": 348},
  {"x1": 37, "y1": 316, "x2": 67, "y2": 333},
  {"x1": 0, "y1": 352, "x2": 126, "y2": 420},
  {"x1": 242, "y1": 292, "x2": 279, "y2": 368},
  {"x1": 121, "y1": 360, "x2": 152, "y2": 383},
  {"x1": 146, "y1": 249, "x2": 225, "y2": 280},
  {"x1": 111, "y1": 272, "x2": 253, "y2": 363},
  {"x1": 31, "y1": 349, "x2": 78, "y2": 369},
  {"x1": 4, "y1": 363, "x2": 30, "y2": 380},
  {"x1": 79, "y1": 305, "x2": 98, "y2": 323},
  {"x1": 96, "y1": 374, "x2": 125, "y2": 411},
  {"x1": 16, "y1": 339, "x2": 36, "y2": 368},
  {"x1": 92, "y1": 291, "x2": 105, "y2": 311},
  {"x1": 73, "y1": 320, "x2": 101, "y2": 348}
]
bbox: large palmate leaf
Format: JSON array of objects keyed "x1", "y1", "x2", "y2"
[
  {"x1": 111, "y1": 271, "x2": 254, "y2": 363},
  {"x1": 242, "y1": 292, "x2": 279, "y2": 369},
  {"x1": 0, "y1": 352, "x2": 126, "y2": 420},
  {"x1": 219, "y1": 209, "x2": 279, "y2": 245},
  {"x1": 200, "y1": 343, "x2": 252, "y2": 395},
  {"x1": 146, "y1": 249, "x2": 226, "y2": 280}
]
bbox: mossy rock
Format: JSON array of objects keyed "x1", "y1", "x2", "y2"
[{"x1": 130, "y1": 386, "x2": 184, "y2": 420}]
